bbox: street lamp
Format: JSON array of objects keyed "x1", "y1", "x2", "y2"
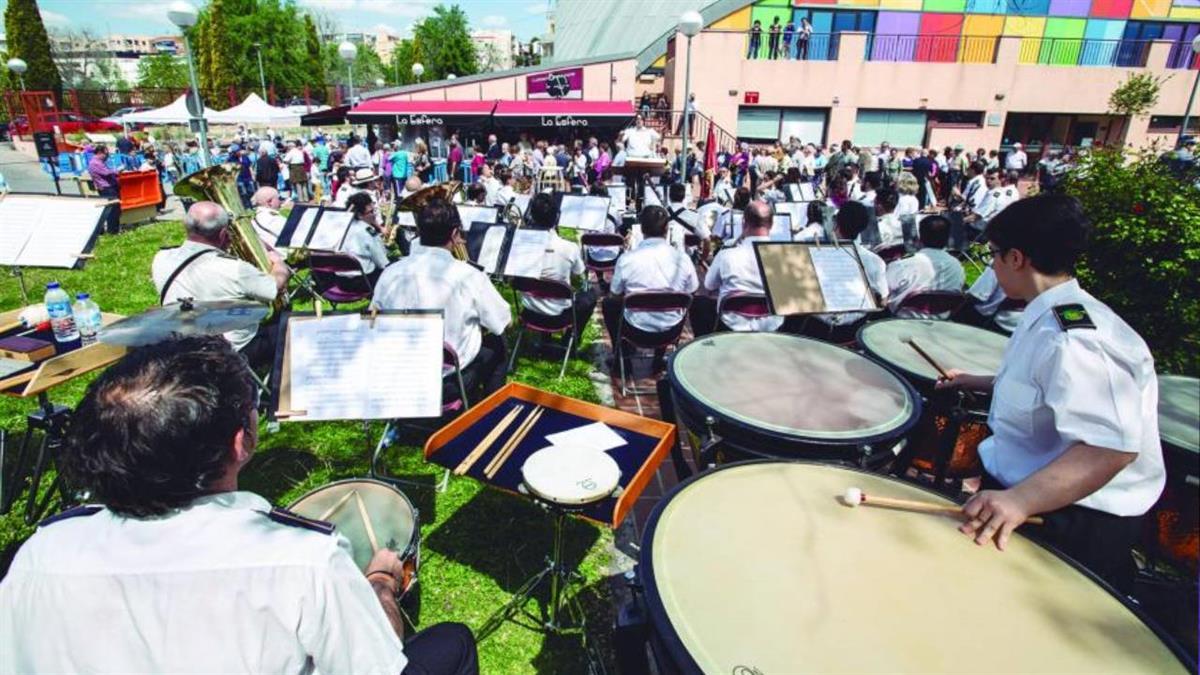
[
  {"x1": 677, "y1": 10, "x2": 703, "y2": 183},
  {"x1": 338, "y1": 41, "x2": 357, "y2": 103},
  {"x1": 375, "y1": 78, "x2": 385, "y2": 89},
  {"x1": 253, "y1": 43, "x2": 267, "y2": 100},
  {"x1": 167, "y1": 1, "x2": 210, "y2": 168},
  {"x1": 1179, "y1": 34, "x2": 1200, "y2": 149},
  {"x1": 412, "y1": 62, "x2": 424, "y2": 83},
  {"x1": 447, "y1": 73, "x2": 457, "y2": 80},
  {"x1": 6, "y1": 58, "x2": 26, "y2": 91}
]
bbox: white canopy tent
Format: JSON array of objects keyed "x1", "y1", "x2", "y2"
[
  {"x1": 120, "y1": 95, "x2": 220, "y2": 125},
  {"x1": 207, "y1": 93, "x2": 301, "y2": 126}
]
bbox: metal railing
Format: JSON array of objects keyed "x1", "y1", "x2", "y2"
[
  {"x1": 867, "y1": 34, "x2": 998, "y2": 63},
  {"x1": 742, "y1": 32, "x2": 840, "y2": 61},
  {"x1": 1166, "y1": 40, "x2": 1200, "y2": 70},
  {"x1": 640, "y1": 109, "x2": 739, "y2": 154}
]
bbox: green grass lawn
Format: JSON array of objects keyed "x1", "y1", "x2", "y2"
[{"x1": 0, "y1": 220, "x2": 615, "y2": 673}]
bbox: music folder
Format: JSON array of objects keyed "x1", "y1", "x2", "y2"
[
  {"x1": 0, "y1": 193, "x2": 107, "y2": 269},
  {"x1": 277, "y1": 204, "x2": 355, "y2": 251},
  {"x1": 753, "y1": 241, "x2": 881, "y2": 316},
  {"x1": 465, "y1": 224, "x2": 550, "y2": 279},
  {"x1": 557, "y1": 194, "x2": 610, "y2": 231}
]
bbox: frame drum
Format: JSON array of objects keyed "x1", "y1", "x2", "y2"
[
  {"x1": 522, "y1": 446, "x2": 621, "y2": 506},
  {"x1": 639, "y1": 461, "x2": 1192, "y2": 675},
  {"x1": 667, "y1": 333, "x2": 920, "y2": 465},
  {"x1": 288, "y1": 479, "x2": 420, "y2": 592}
]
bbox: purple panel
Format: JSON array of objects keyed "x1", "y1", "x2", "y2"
[
  {"x1": 1162, "y1": 24, "x2": 1183, "y2": 40},
  {"x1": 876, "y1": 11, "x2": 922, "y2": 33},
  {"x1": 872, "y1": 13, "x2": 921, "y2": 60},
  {"x1": 1048, "y1": 0, "x2": 1091, "y2": 15}
]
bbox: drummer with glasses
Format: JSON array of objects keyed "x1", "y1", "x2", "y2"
[
  {"x1": 937, "y1": 193, "x2": 1165, "y2": 593},
  {"x1": 0, "y1": 337, "x2": 479, "y2": 675}
]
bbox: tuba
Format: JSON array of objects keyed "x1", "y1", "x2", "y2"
[
  {"x1": 174, "y1": 165, "x2": 284, "y2": 310},
  {"x1": 398, "y1": 181, "x2": 469, "y2": 259}
]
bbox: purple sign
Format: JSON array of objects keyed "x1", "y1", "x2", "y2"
[{"x1": 527, "y1": 67, "x2": 584, "y2": 100}]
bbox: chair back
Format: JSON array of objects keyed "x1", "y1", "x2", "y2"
[
  {"x1": 874, "y1": 243, "x2": 908, "y2": 264},
  {"x1": 510, "y1": 276, "x2": 573, "y2": 302},
  {"x1": 309, "y1": 251, "x2": 373, "y2": 303},
  {"x1": 620, "y1": 291, "x2": 692, "y2": 348},
  {"x1": 896, "y1": 290, "x2": 966, "y2": 319},
  {"x1": 580, "y1": 233, "x2": 624, "y2": 249},
  {"x1": 716, "y1": 292, "x2": 771, "y2": 320}
]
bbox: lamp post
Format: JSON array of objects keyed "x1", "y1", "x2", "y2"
[
  {"x1": 167, "y1": 1, "x2": 210, "y2": 168},
  {"x1": 412, "y1": 62, "x2": 424, "y2": 84},
  {"x1": 1178, "y1": 34, "x2": 1200, "y2": 149},
  {"x1": 447, "y1": 73, "x2": 457, "y2": 80},
  {"x1": 338, "y1": 41, "x2": 357, "y2": 104},
  {"x1": 375, "y1": 78, "x2": 385, "y2": 90},
  {"x1": 6, "y1": 58, "x2": 26, "y2": 91},
  {"x1": 677, "y1": 11, "x2": 703, "y2": 183},
  {"x1": 253, "y1": 43, "x2": 267, "y2": 100}
]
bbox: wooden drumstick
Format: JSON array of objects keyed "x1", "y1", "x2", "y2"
[
  {"x1": 317, "y1": 489, "x2": 357, "y2": 521},
  {"x1": 454, "y1": 404, "x2": 523, "y2": 476},
  {"x1": 842, "y1": 487, "x2": 1043, "y2": 525},
  {"x1": 904, "y1": 337, "x2": 976, "y2": 403},
  {"x1": 354, "y1": 491, "x2": 381, "y2": 553},
  {"x1": 485, "y1": 406, "x2": 544, "y2": 479}
]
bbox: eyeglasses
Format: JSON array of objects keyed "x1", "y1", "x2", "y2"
[{"x1": 986, "y1": 246, "x2": 1007, "y2": 261}]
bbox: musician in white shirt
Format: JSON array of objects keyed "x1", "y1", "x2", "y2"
[
  {"x1": 691, "y1": 201, "x2": 783, "y2": 335},
  {"x1": 873, "y1": 188, "x2": 903, "y2": 248},
  {"x1": 620, "y1": 115, "x2": 660, "y2": 159},
  {"x1": 804, "y1": 201, "x2": 888, "y2": 332},
  {"x1": 341, "y1": 192, "x2": 392, "y2": 288},
  {"x1": 493, "y1": 167, "x2": 517, "y2": 208},
  {"x1": 344, "y1": 136, "x2": 372, "y2": 168},
  {"x1": 885, "y1": 214, "x2": 965, "y2": 317},
  {"x1": 373, "y1": 199, "x2": 511, "y2": 396},
  {"x1": 334, "y1": 168, "x2": 381, "y2": 208},
  {"x1": 251, "y1": 186, "x2": 289, "y2": 250},
  {"x1": 520, "y1": 193, "x2": 597, "y2": 339}
]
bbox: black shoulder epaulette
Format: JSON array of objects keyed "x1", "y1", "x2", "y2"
[
  {"x1": 267, "y1": 507, "x2": 336, "y2": 535},
  {"x1": 39, "y1": 504, "x2": 102, "y2": 527},
  {"x1": 1053, "y1": 303, "x2": 1096, "y2": 331}
]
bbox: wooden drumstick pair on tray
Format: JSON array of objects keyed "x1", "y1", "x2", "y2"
[
  {"x1": 452, "y1": 404, "x2": 544, "y2": 479},
  {"x1": 841, "y1": 487, "x2": 1044, "y2": 525}
]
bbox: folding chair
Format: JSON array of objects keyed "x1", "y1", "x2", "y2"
[
  {"x1": 713, "y1": 292, "x2": 771, "y2": 332},
  {"x1": 895, "y1": 290, "x2": 967, "y2": 320},
  {"x1": 874, "y1": 243, "x2": 908, "y2": 264},
  {"x1": 308, "y1": 252, "x2": 374, "y2": 309},
  {"x1": 580, "y1": 233, "x2": 624, "y2": 288},
  {"x1": 617, "y1": 291, "x2": 692, "y2": 396},
  {"x1": 507, "y1": 277, "x2": 578, "y2": 380}
]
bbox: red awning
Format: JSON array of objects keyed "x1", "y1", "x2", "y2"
[
  {"x1": 491, "y1": 100, "x2": 634, "y2": 133},
  {"x1": 347, "y1": 100, "x2": 497, "y2": 126}
]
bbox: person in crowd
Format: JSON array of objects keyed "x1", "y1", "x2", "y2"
[
  {"x1": 961, "y1": 160, "x2": 988, "y2": 212},
  {"x1": 967, "y1": 167, "x2": 1019, "y2": 230},
  {"x1": 151, "y1": 201, "x2": 290, "y2": 370},
  {"x1": 691, "y1": 201, "x2": 783, "y2": 336},
  {"x1": 389, "y1": 142, "x2": 410, "y2": 196},
  {"x1": 485, "y1": 134, "x2": 503, "y2": 163},
  {"x1": 936, "y1": 194, "x2": 1164, "y2": 594},
  {"x1": 283, "y1": 141, "x2": 309, "y2": 201},
  {"x1": 885, "y1": 214, "x2": 965, "y2": 317},
  {"x1": 250, "y1": 187, "x2": 288, "y2": 249},
  {"x1": 795, "y1": 201, "x2": 827, "y2": 243},
  {"x1": 874, "y1": 187, "x2": 903, "y2": 247},
  {"x1": 768, "y1": 16, "x2": 783, "y2": 59},
  {"x1": 412, "y1": 140, "x2": 433, "y2": 184},
  {"x1": 911, "y1": 148, "x2": 935, "y2": 209},
  {"x1": 255, "y1": 146, "x2": 281, "y2": 190},
  {"x1": 335, "y1": 168, "x2": 381, "y2": 208},
  {"x1": 87, "y1": 145, "x2": 123, "y2": 234},
  {"x1": 797, "y1": 16, "x2": 813, "y2": 59},
  {"x1": 518, "y1": 193, "x2": 597, "y2": 343},
  {"x1": 330, "y1": 166, "x2": 351, "y2": 204},
  {"x1": 1005, "y1": 141, "x2": 1028, "y2": 174},
  {"x1": 447, "y1": 136, "x2": 464, "y2": 182},
  {"x1": 895, "y1": 172, "x2": 921, "y2": 217},
  {"x1": 344, "y1": 136, "x2": 372, "y2": 169},
  {"x1": 859, "y1": 172, "x2": 881, "y2": 208},
  {"x1": 373, "y1": 199, "x2": 510, "y2": 397},
  {"x1": 747, "y1": 19, "x2": 763, "y2": 58},
  {"x1": 0, "y1": 336, "x2": 479, "y2": 675},
  {"x1": 665, "y1": 182, "x2": 709, "y2": 245},
  {"x1": 782, "y1": 18, "x2": 796, "y2": 59},
  {"x1": 341, "y1": 192, "x2": 392, "y2": 290}
]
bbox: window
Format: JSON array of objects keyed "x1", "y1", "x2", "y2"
[
  {"x1": 1148, "y1": 116, "x2": 1200, "y2": 134},
  {"x1": 737, "y1": 107, "x2": 828, "y2": 145},
  {"x1": 927, "y1": 111, "x2": 985, "y2": 128}
]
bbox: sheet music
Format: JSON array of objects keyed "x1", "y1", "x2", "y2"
[
  {"x1": 644, "y1": 185, "x2": 663, "y2": 207},
  {"x1": 307, "y1": 210, "x2": 354, "y2": 251},
  {"x1": 456, "y1": 205, "x2": 497, "y2": 232},
  {"x1": 512, "y1": 194, "x2": 531, "y2": 216},
  {"x1": 503, "y1": 229, "x2": 549, "y2": 278},
  {"x1": 809, "y1": 247, "x2": 874, "y2": 312},
  {"x1": 722, "y1": 211, "x2": 744, "y2": 242},
  {"x1": 607, "y1": 185, "x2": 627, "y2": 212},
  {"x1": 287, "y1": 207, "x2": 319, "y2": 248},
  {"x1": 799, "y1": 183, "x2": 816, "y2": 201},
  {"x1": 395, "y1": 211, "x2": 417, "y2": 227},
  {"x1": 770, "y1": 214, "x2": 792, "y2": 242},
  {"x1": 477, "y1": 225, "x2": 507, "y2": 275},
  {"x1": 0, "y1": 196, "x2": 103, "y2": 268},
  {"x1": 288, "y1": 313, "x2": 443, "y2": 421},
  {"x1": 558, "y1": 195, "x2": 609, "y2": 231},
  {"x1": 786, "y1": 184, "x2": 802, "y2": 202},
  {"x1": 0, "y1": 200, "x2": 38, "y2": 265}
]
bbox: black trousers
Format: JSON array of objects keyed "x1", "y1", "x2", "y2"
[
  {"x1": 240, "y1": 321, "x2": 279, "y2": 373},
  {"x1": 98, "y1": 187, "x2": 121, "y2": 234},
  {"x1": 460, "y1": 333, "x2": 507, "y2": 399},
  {"x1": 981, "y1": 472, "x2": 1144, "y2": 595},
  {"x1": 401, "y1": 622, "x2": 479, "y2": 675}
]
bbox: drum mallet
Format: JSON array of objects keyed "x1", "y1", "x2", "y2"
[
  {"x1": 903, "y1": 338, "x2": 976, "y2": 405},
  {"x1": 842, "y1": 487, "x2": 1043, "y2": 525}
]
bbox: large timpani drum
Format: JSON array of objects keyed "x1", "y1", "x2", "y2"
[
  {"x1": 289, "y1": 479, "x2": 421, "y2": 595},
  {"x1": 1148, "y1": 375, "x2": 1199, "y2": 573},
  {"x1": 639, "y1": 461, "x2": 1192, "y2": 674},
  {"x1": 667, "y1": 333, "x2": 920, "y2": 467}
]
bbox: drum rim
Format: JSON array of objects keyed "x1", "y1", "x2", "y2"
[
  {"x1": 636, "y1": 459, "x2": 1196, "y2": 675},
  {"x1": 286, "y1": 477, "x2": 421, "y2": 557},
  {"x1": 856, "y1": 317, "x2": 1009, "y2": 386},
  {"x1": 1157, "y1": 374, "x2": 1200, "y2": 455},
  {"x1": 668, "y1": 333, "x2": 923, "y2": 447}
]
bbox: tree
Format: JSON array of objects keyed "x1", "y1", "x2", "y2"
[
  {"x1": 3, "y1": 0, "x2": 63, "y2": 93},
  {"x1": 323, "y1": 41, "x2": 385, "y2": 93},
  {"x1": 388, "y1": 38, "x2": 422, "y2": 86},
  {"x1": 51, "y1": 28, "x2": 126, "y2": 89},
  {"x1": 137, "y1": 53, "x2": 189, "y2": 90},
  {"x1": 303, "y1": 15, "x2": 327, "y2": 100},
  {"x1": 412, "y1": 4, "x2": 478, "y2": 81}
]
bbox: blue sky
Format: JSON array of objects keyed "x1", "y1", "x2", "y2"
[{"x1": 1, "y1": 0, "x2": 551, "y2": 40}]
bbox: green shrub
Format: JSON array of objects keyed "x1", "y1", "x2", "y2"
[{"x1": 1063, "y1": 146, "x2": 1200, "y2": 375}]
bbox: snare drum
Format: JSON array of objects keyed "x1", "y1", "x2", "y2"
[
  {"x1": 522, "y1": 446, "x2": 622, "y2": 507},
  {"x1": 288, "y1": 479, "x2": 420, "y2": 594},
  {"x1": 1146, "y1": 375, "x2": 1199, "y2": 573},
  {"x1": 639, "y1": 461, "x2": 1192, "y2": 674},
  {"x1": 667, "y1": 333, "x2": 920, "y2": 467}
]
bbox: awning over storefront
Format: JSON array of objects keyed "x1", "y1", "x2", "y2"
[
  {"x1": 491, "y1": 100, "x2": 635, "y2": 134},
  {"x1": 300, "y1": 104, "x2": 350, "y2": 127},
  {"x1": 346, "y1": 100, "x2": 497, "y2": 127}
]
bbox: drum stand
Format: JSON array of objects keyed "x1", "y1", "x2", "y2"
[
  {"x1": 477, "y1": 501, "x2": 607, "y2": 675},
  {"x1": 0, "y1": 393, "x2": 73, "y2": 524}
]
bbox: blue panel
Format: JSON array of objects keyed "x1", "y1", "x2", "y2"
[
  {"x1": 809, "y1": 11, "x2": 835, "y2": 59},
  {"x1": 967, "y1": 0, "x2": 1006, "y2": 12},
  {"x1": 833, "y1": 12, "x2": 860, "y2": 32},
  {"x1": 1081, "y1": 19, "x2": 1124, "y2": 65},
  {"x1": 1006, "y1": 0, "x2": 1050, "y2": 13}
]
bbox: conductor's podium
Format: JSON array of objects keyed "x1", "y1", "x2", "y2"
[{"x1": 116, "y1": 170, "x2": 162, "y2": 225}]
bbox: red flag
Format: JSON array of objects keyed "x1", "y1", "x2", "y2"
[{"x1": 701, "y1": 122, "x2": 717, "y2": 200}]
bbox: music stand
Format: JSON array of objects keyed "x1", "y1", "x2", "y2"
[
  {"x1": 0, "y1": 193, "x2": 110, "y2": 303},
  {"x1": 613, "y1": 158, "x2": 666, "y2": 211}
]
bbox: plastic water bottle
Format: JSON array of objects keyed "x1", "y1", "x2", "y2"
[
  {"x1": 73, "y1": 293, "x2": 102, "y2": 346},
  {"x1": 44, "y1": 282, "x2": 79, "y2": 344}
]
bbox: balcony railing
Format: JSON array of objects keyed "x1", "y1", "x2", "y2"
[
  {"x1": 742, "y1": 32, "x2": 840, "y2": 62},
  {"x1": 867, "y1": 34, "x2": 998, "y2": 63}
]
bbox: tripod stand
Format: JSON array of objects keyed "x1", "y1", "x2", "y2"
[{"x1": 0, "y1": 393, "x2": 73, "y2": 524}]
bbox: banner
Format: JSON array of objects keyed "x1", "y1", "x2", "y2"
[{"x1": 527, "y1": 68, "x2": 584, "y2": 100}]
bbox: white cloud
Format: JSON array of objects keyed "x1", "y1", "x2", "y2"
[
  {"x1": 480, "y1": 15, "x2": 508, "y2": 27},
  {"x1": 372, "y1": 23, "x2": 398, "y2": 36},
  {"x1": 298, "y1": 0, "x2": 357, "y2": 11},
  {"x1": 40, "y1": 9, "x2": 70, "y2": 27},
  {"x1": 524, "y1": 1, "x2": 548, "y2": 14},
  {"x1": 358, "y1": 0, "x2": 433, "y2": 16}
]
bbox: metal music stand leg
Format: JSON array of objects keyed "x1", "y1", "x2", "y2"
[
  {"x1": 366, "y1": 420, "x2": 439, "y2": 492},
  {"x1": 10, "y1": 266, "x2": 30, "y2": 305},
  {"x1": 7, "y1": 394, "x2": 73, "y2": 524}
]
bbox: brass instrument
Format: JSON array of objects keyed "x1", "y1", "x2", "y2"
[
  {"x1": 398, "y1": 181, "x2": 469, "y2": 259},
  {"x1": 174, "y1": 165, "x2": 285, "y2": 311}
]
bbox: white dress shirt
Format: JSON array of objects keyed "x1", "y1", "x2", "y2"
[
  {"x1": 339, "y1": 220, "x2": 390, "y2": 275},
  {"x1": 963, "y1": 174, "x2": 987, "y2": 211},
  {"x1": 814, "y1": 243, "x2": 888, "y2": 326},
  {"x1": 522, "y1": 231, "x2": 584, "y2": 316},
  {"x1": 253, "y1": 206, "x2": 287, "y2": 248},
  {"x1": 968, "y1": 267, "x2": 1023, "y2": 332},
  {"x1": 610, "y1": 238, "x2": 698, "y2": 332},
  {"x1": 979, "y1": 279, "x2": 1165, "y2": 516},
  {"x1": 151, "y1": 241, "x2": 277, "y2": 351},
  {"x1": 283, "y1": 147, "x2": 305, "y2": 166},
  {"x1": 1005, "y1": 150, "x2": 1028, "y2": 171},
  {"x1": 974, "y1": 185, "x2": 1020, "y2": 223},
  {"x1": 703, "y1": 235, "x2": 784, "y2": 332},
  {"x1": 345, "y1": 144, "x2": 372, "y2": 168},
  {"x1": 373, "y1": 247, "x2": 511, "y2": 366},
  {"x1": 0, "y1": 492, "x2": 405, "y2": 674},
  {"x1": 876, "y1": 212, "x2": 903, "y2": 247},
  {"x1": 334, "y1": 184, "x2": 378, "y2": 208},
  {"x1": 896, "y1": 194, "x2": 920, "y2": 218},
  {"x1": 622, "y1": 127, "x2": 659, "y2": 158},
  {"x1": 795, "y1": 222, "x2": 825, "y2": 243},
  {"x1": 885, "y1": 247, "x2": 965, "y2": 316}
]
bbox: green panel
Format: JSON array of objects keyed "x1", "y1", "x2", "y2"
[
  {"x1": 1040, "y1": 17, "x2": 1086, "y2": 64},
  {"x1": 1044, "y1": 16, "x2": 1086, "y2": 37},
  {"x1": 749, "y1": 6, "x2": 795, "y2": 57},
  {"x1": 924, "y1": 0, "x2": 968, "y2": 11},
  {"x1": 738, "y1": 107, "x2": 782, "y2": 140},
  {"x1": 755, "y1": 0, "x2": 792, "y2": 6},
  {"x1": 855, "y1": 109, "x2": 928, "y2": 147}
]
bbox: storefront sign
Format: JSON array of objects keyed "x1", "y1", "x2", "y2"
[
  {"x1": 527, "y1": 67, "x2": 584, "y2": 100},
  {"x1": 395, "y1": 114, "x2": 444, "y2": 126},
  {"x1": 744, "y1": 91, "x2": 760, "y2": 104},
  {"x1": 539, "y1": 115, "x2": 589, "y2": 127}
]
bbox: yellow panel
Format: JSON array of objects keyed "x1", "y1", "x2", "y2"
[
  {"x1": 1131, "y1": 0, "x2": 1171, "y2": 18},
  {"x1": 1168, "y1": 5, "x2": 1200, "y2": 19},
  {"x1": 1017, "y1": 38, "x2": 1041, "y2": 63},
  {"x1": 964, "y1": 14, "x2": 1005, "y2": 35},
  {"x1": 1004, "y1": 15, "x2": 1046, "y2": 37},
  {"x1": 651, "y1": 54, "x2": 667, "y2": 69},
  {"x1": 880, "y1": 0, "x2": 924, "y2": 8},
  {"x1": 840, "y1": 0, "x2": 881, "y2": 6},
  {"x1": 711, "y1": 6, "x2": 752, "y2": 29}
]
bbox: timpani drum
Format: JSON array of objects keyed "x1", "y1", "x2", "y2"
[
  {"x1": 638, "y1": 461, "x2": 1192, "y2": 674},
  {"x1": 288, "y1": 479, "x2": 421, "y2": 595},
  {"x1": 1147, "y1": 375, "x2": 1199, "y2": 573},
  {"x1": 858, "y1": 319, "x2": 1009, "y2": 479},
  {"x1": 667, "y1": 333, "x2": 920, "y2": 467}
]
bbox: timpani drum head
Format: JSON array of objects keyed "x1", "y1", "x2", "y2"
[
  {"x1": 669, "y1": 333, "x2": 918, "y2": 447},
  {"x1": 858, "y1": 318, "x2": 1009, "y2": 385},
  {"x1": 641, "y1": 462, "x2": 1189, "y2": 674},
  {"x1": 522, "y1": 446, "x2": 621, "y2": 506},
  {"x1": 288, "y1": 479, "x2": 419, "y2": 572},
  {"x1": 1157, "y1": 375, "x2": 1199, "y2": 455}
]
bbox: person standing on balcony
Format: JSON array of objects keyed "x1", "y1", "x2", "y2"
[
  {"x1": 769, "y1": 17, "x2": 783, "y2": 59},
  {"x1": 798, "y1": 17, "x2": 813, "y2": 60},
  {"x1": 748, "y1": 19, "x2": 763, "y2": 59},
  {"x1": 783, "y1": 19, "x2": 796, "y2": 59}
]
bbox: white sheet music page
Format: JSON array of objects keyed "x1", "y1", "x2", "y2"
[
  {"x1": 607, "y1": 185, "x2": 627, "y2": 212},
  {"x1": 512, "y1": 194, "x2": 531, "y2": 216},
  {"x1": 307, "y1": 210, "x2": 354, "y2": 251},
  {"x1": 808, "y1": 246, "x2": 874, "y2": 313},
  {"x1": 0, "y1": 198, "x2": 39, "y2": 265},
  {"x1": 288, "y1": 313, "x2": 443, "y2": 421},
  {"x1": 643, "y1": 185, "x2": 663, "y2": 207},
  {"x1": 558, "y1": 195, "x2": 608, "y2": 231},
  {"x1": 770, "y1": 214, "x2": 792, "y2": 242},
  {"x1": 477, "y1": 226, "x2": 507, "y2": 274},
  {"x1": 503, "y1": 229, "x2": 550, "y2": 278},
  {"x1": 456, "y1": 205, "x2": 497, "y2": 232},
  {"x1": 0, "y1": 196, "x2": 103, "y2": 268},
  {"x1": 288, "y1": 207, "x2": 320, "y2": 248}
]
